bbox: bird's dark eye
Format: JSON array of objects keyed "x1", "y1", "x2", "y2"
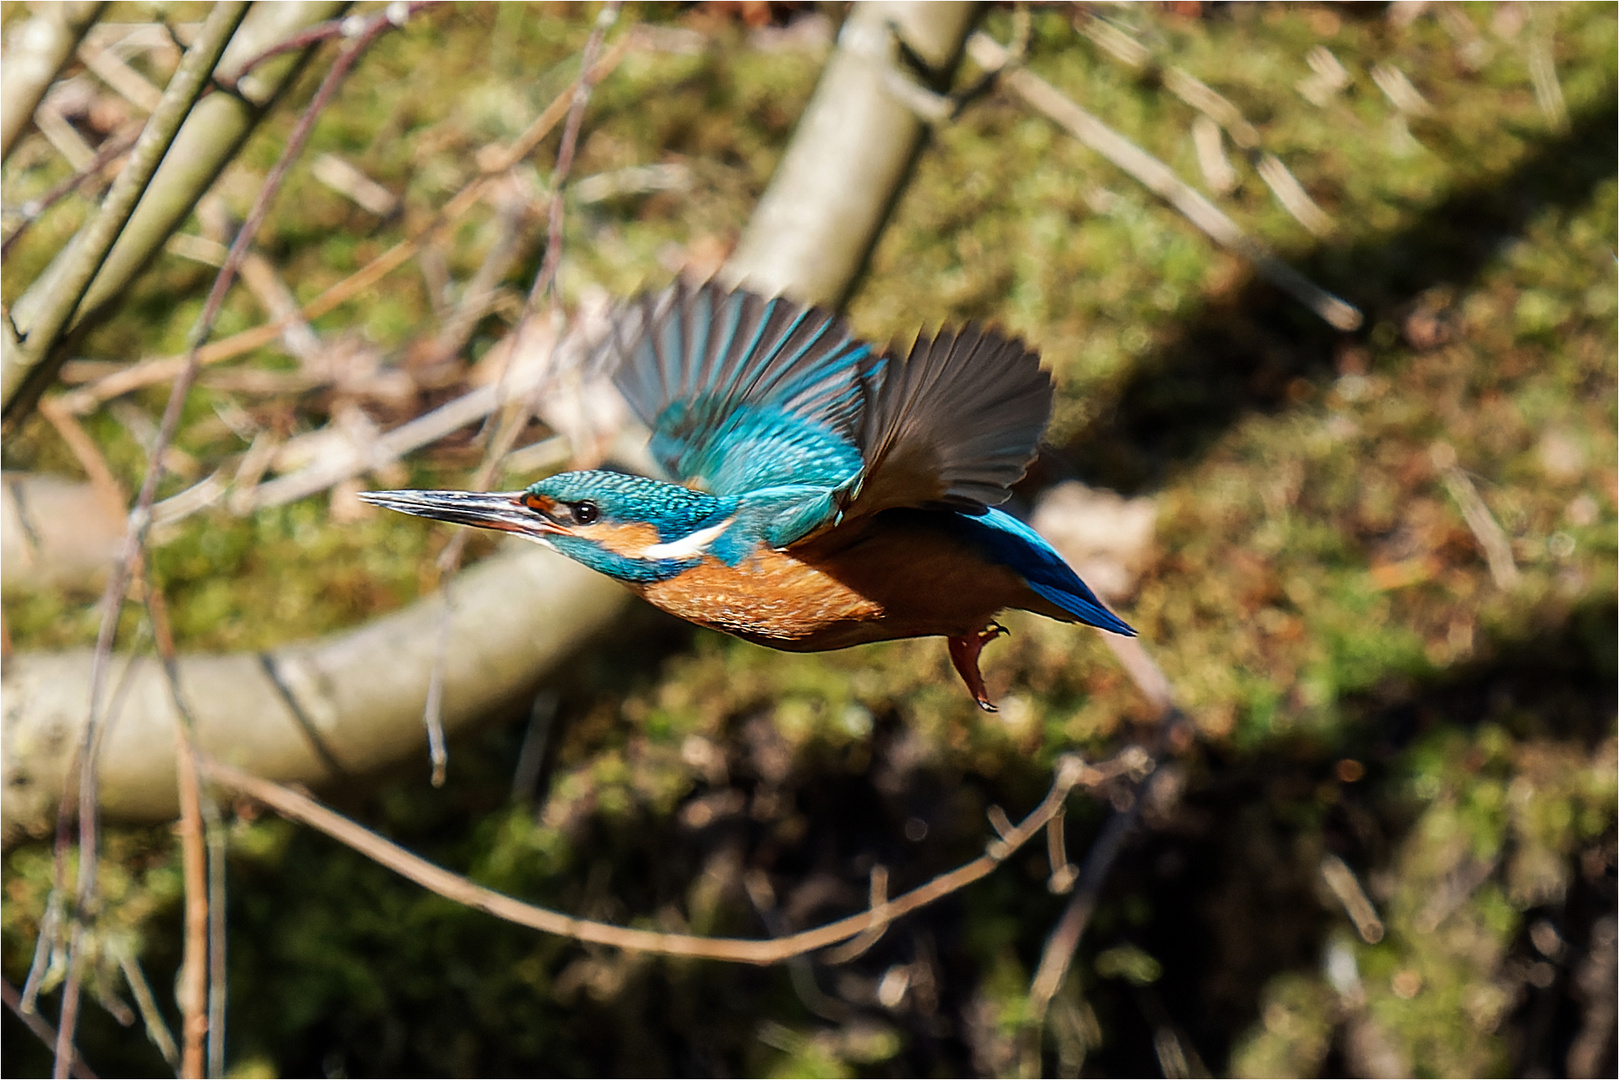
[{"x1": 570, "y1": 501, "x2": 600, "y2": 525}]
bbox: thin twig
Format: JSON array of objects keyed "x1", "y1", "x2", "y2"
[
  {"x1": 52, "y1": 919, "x2": 87, "y2": 1080},
  {"x1": 1526, "y1": 32, "x2": 1568, "y2": 133},
  {"x1": 1320, "y1": 853, "x2": 1385, "y2": 944},
  {"x1": 1255, "y1": 153, "x2": 1335, "y2": 237},
  {"x1": 968, "y1": 32, "x2": 1362, "y2": 332},
  {"x1": 201, "y1": 752, "x2": 1107, "y2": 965},
  {"x1": 174, "y1": 725, "x2": 208, "y2": 1079},
  {"x1": 3, "y1": 978, "x2": 98, "y2": 1080},
  {"x1": 820, "y1": 866, "x2": 893, "y2": 964},
  {"x1": 1434, "y1": 445, "x2": 1521, "y2": 590},
  {"x1": 143, "y1": 565, "x2": 228, "y2": 1077},
  {"x1": 114, "y1": 948, "x2": 180, "y2": 1072},
  {"x1": 141, "y1": 574, "x2": 209, "y2": 1077},
  {"x1": 204, "y1": 790, "x2": 228, "y2": 1080},
  {"x1": 24, "y1": 624, "x2": 152, "y2": 1016},
  {"x1": 1016, "y1": 744, "x2": 1171, "y2": 1075},
  {"x1": 1, "y1": 123, "x2": 141, "y2": 259},
  {"x1": 1045, "y1": 811, "x2": 1077, "y2": 893},
  {"x1": 218, "y1": 2, "x2": 436, "y2": 92},
  {"x1": 36, "y1": 397, "x2": 126, "y2": 521},
  {"x1": 1021, "y1": 759, "x2": 1162, "y2": 1076},
  {"x1": 33, "y1": 98, "x2": 99, "y2": 170},
  {"x1": 77, "y1": 34, "x2": 165, "y2": 112},
  {"x1": 422, "y1": 179, "x2": 530, "y2": 367},
  {"x1": 529, "y1": 1, "x2": 621, "y2": 316}
]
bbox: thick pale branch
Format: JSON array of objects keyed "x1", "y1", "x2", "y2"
[
  {"x1": 1, "y1": 543, "x2": 628, "y2": 836},
  {"x1": 1, "y1": 2, "x2": 250, "y2": 415},
  {"x1": 724, "y1": 1, "x2": 978, "y2": 305},
  {"x1": 52, "y1": 33, "x2": 635, "y2": 419},
  {"x1": 0, "y1": 2, "x2": 107, "y2": 163}
]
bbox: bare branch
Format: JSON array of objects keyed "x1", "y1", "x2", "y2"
[
  {"x1": 1, "y1": 545, "x2": 630, "y2": 833},
  {"x1": 200, "y1": 751, "x2": 1116, "y2": 965},
  {"x1": 113, "y1": 948, "x2": 179, "y2": 1072},
  {"x1": 174, "y1": 728, "x2": 208, "y2": 1078},
  {"x1": 5, "y1": 1, "x2": 350, "y2": 425},
  {"x1": 1434, "y1": 444, "x2": 1521, "y2": 591},
  {"x1": 1, "y1": 123, "x2": 140, "y2": 259},
  {"x1": 425, "y1": 0, "x2": 624, "y2": 784},
  {"x1": 1022, "y1": 756, "x2": 1161, "y2": 1063},
  {"x1": 48, "y1": 11, "x2": 423, "y2": 1069},
  {"x1": 54, "y1": 34, "x2": 637, "y2": 419},
  {"x1": 3, "y1": 977, "x2": 98, "y2": 1079}
]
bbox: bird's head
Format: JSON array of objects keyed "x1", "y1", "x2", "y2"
[{"x1": 360, "y1": 471, "x2": 737, "y2": 584}]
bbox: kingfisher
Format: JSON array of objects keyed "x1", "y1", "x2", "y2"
[{"x1": 361, "y1": 281, "x2": 1133, "y2": 711}]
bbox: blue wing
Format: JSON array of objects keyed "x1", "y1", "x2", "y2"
[
  {"x1": 603, "y1": 280, "x2": 880, "y2": 498},
  {"x1": 600, "y1": 282, "x2": 1056, "y2": 550},
  {"x1": 952, "y1": 507, "x2": 1136, "y2": 635}
]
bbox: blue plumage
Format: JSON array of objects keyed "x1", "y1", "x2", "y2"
[
  {"x1": 948, "y1": 507, "x2": 1135, "y2": 636},
  {"x1": 364, "y1": 280, "x2": 1134, "y2": 710},
  {"x1": 607, "y1": 284, "x2": 879, "y2": 499}
]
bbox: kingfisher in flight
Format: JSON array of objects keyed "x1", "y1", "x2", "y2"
[{"x1": 362, "y1": 281, "x2": 1133, "y2": 710}]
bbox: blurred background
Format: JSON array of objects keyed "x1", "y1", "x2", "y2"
[{"x1": 1, "y1": 2, "x2": 1614, "y2": 1076}]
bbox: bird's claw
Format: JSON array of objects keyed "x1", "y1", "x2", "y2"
[{"x1": 948, "y1": 623, "x2": 1011, "y2": 712}]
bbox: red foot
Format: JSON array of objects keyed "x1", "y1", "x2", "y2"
[{"x1": 947, "y1": 622, "x2": 1009, "y2": 712}]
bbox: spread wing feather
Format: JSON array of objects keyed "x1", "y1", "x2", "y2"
[
  {"x1": 598, "y1": 281, "x2": 1054, "y2": 547},
  {"x1": 840, "y1": 326, "x2": 1052, "y2": 520},
  {"x1": 604, "y1": 280, "x2": 879, "y2": 496}
]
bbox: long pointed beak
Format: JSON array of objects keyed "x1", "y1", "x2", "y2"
[{"x1": 359, "y1": 489, "x2": 565, "y2": 537}]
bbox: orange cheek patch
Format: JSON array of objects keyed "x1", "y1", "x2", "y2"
[{"x1": 572, "y1": 520, "x2": 663, "y2": 556}]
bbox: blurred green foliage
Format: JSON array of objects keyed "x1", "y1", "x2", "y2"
[{"x1": 3, "y1": 2, "x2": 1614, "y2": 1077}]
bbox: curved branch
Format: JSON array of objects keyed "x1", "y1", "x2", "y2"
[
  {"x1": 1, "y1": 542, "x2": 627, "y2": 835},
  {"x1": 200, "y1": 752, "x2": 1116, "y2": 964}
]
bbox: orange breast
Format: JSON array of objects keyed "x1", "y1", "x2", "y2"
[
  {"x1": 635, "y1": 515, "x2": 1066, "y2": 652},
  {"x1": 639, "y1": 548, "x2": 882, "y2": 644}
]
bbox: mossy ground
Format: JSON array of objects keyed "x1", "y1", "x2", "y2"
[{"x1": 3, "y1": 3, "x2": 1614, "y2": 1077}]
